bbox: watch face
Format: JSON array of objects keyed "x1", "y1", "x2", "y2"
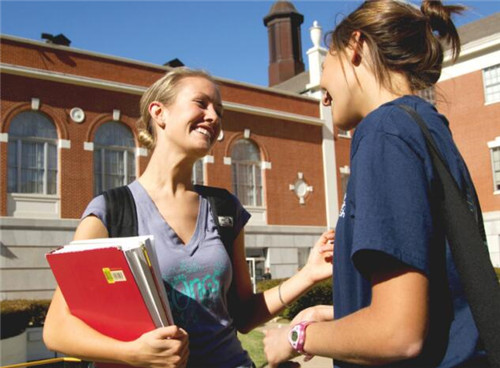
[{"x1": 291, "y1": 330, "x2": 299, "y2": 342}]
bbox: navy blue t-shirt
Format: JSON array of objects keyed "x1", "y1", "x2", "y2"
[{"x1": 333, "y1": 96, "x2": 482, "y2": 368}]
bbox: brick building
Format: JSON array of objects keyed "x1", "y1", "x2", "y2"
[
  {"x1": 1, "y1": 2, "x2": 499, "y2": 304},
  {"x1": 0, "y1": 1, "x2": 343, "y2": 300}
]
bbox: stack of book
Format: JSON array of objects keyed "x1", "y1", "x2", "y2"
[{"x1": 46, "y1": 235, "x2": 172, "y2": 342}]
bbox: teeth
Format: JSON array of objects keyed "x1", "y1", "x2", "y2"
[{"x1": 195, "y1": 127, "x2": 212, "y2": 139}]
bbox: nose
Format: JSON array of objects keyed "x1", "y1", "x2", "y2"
[
  {"x1": 205, "y1": 104, "x2": 219, "y2": 122},
  {"x1": 322, "y1": 91, "x2": 332, "y2": 107}
]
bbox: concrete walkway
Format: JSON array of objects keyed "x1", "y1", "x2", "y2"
[{"x1": 256, "y1": 320, "x2": 333, "y2": 368}]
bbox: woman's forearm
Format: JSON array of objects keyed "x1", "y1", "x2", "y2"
[
  {"x1": 43, "y1": 290, "x2": 131, "y2": 364},
  {"x1": 235, "y1": 267, "x2": 317, "y2": 332}
]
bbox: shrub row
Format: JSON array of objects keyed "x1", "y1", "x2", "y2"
[
  {"x1": 257, "y1": 278, "x2": 333, "y2": 320},
  {"x1": 1, "y1": 299, "x2": 51, "y2": 339}
]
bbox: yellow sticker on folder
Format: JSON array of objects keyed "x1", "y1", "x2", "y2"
[{"x1": 102, "y1": 268, "x2": 126, "y2": 284}]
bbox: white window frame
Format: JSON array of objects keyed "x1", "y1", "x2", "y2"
[
  {"x1": 337, "y1": 128, "x2": 351, "y2": 138},
  {"x1": 192, "y1": 159, "x2": 204, "y2": 185},
  {"x1": 231, "y1": 139, "x2": 264, "y2": 208},
  {"x1": 483, "y1": 64, "x2": 500, "y2": 105},
  {"x1": 7, "y1": 112, "x2": 58, "y2": 195},
  {"x1": 417, "y1": 86, "x2": 436, "y2": 105},
  {"x1": 488, "y1": 136, "x2": 500, "y2": 195},
  {"x1": 93, "y1": 122, "x2": 136, "y2": 195}
]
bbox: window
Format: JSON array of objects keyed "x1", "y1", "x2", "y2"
[
  {"x1": 417, "y1": 86, "x2": 435, "y2": 105},
  {"x1": 491, "y1": 147, "x2": 500, "y2": 192},
  {"x1": 337, "y1": 128, "x2": 351, "y2": 138},
  {"x1": 7, "y1": 111, "x2": 58, "y2": 194},
  {"x1": 192, "y1": 159, "x2": 204, "y2": 185},
  {"x1": 94, "y1": 122, "x2": 136, "y2": 195},
  {"x1": 231, "y1": 139, "x2": 263, "y2": 207},
  {"x1": 483, "y1": 64, "x2": 500, "y2": 104},
  {"x1": 339, "y1": 165, "x2": 350, "y2": 198}
]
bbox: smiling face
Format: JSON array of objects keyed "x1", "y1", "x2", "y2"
[
  {"x1": 320, "y1": 51, "x2": 364, "y2": 131},
  {"x1": 152, "y1": 76, "x2": 222, "y2": 158}
]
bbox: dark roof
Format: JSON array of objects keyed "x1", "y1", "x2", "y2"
[
  {"x1": 263, "y1": 0, "x2": 303, "y2": 26},
  {"x1": 271, "y1": 71, "x2": 310, "y2": 94},
  {"x1": 457, "y1": 12, "x2": 500, "y2": 45},
  {"x1": 267, "y1": 0, "x2": 299, "y2": 15}
]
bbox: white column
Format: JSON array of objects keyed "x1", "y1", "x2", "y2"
[{"x1": 306, "y1": 21, "x2": 328, "y2": 97}]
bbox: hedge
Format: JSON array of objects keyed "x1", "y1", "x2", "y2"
[
  {"x1": 257, "y1": 278, "x2": 333, "y2": 320},
  {"x1": 1, "y1": 299, "x2": 51, "y2": 339}
]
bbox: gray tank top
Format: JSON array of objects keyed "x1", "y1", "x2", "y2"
[{"x1": 82, "y1": 180, "x2": 252, "y2": 367}]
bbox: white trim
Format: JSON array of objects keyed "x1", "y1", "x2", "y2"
[
  {"x1": 223, "y1": 157, "x2": 232, "y2": 165},
  {"x1": 488, "y1": 137, "x2": 500, "y2": 149},
  {"x1": 1, "y1": 63, "x2": 323, "y2": 127},
  {"x1": 58, "y1": 139, "x2": 70, "y2": 149},
  {"x1": 495, "y1": 191, "x2": 500, "y2": 196},
  {"x1": 320, "y1": 103, "x2": 339, "y2": 229},
  {"x1": 83, "y1": 142, "x2": 94, "y2": 151},
  {"x1": 1, "y1": 63, "x2": 146, "y2": 94},
  {"x1": 244, "y1": 129, "x2": 251, "y2": 139},
  {"x1": 113, "y1": 109, "x2": 121, "y2": 121},
  {"x1": 440, "y1": 44, "x2": 500, "y2": 82},
  {"x1": 0, "y1": 133, "x2": 8, "y2": 142},
  {"x1": 203, "y1": 155, "x2": 214, "y2": 164},
  {"x1": 223, "y1": 101, "x2": 323, "y2": 126},
  {"x1": 339, "y1": 165, "x2": 351, "y2": 174},
  {"x1": 136, "y1": 147, "x2": 148, "y2": 157},
  {"x1": 261, "y1": 161, "x2": 272, "y2": 170},
  {"x1": 31, "y1": 98, "x2": 40, "y2": 111}
]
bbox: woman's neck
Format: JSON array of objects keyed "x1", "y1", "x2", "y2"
[
  {"x1": 360, "y1": 71, "x2": 412, "y2": 118},
  {"x1": 139, "y1": 147, "x2": 196, "y2": 196}
]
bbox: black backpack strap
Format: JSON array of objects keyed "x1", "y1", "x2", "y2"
[
  {"x1": 102, "y1": 185, "x2": 138, "y2": 238},
  {"x1": 399, "y1": 104, "x2": 500, "y2": 368},
  {"x1": 194, "y1": 185, "x2": 237, "y2": 259}
]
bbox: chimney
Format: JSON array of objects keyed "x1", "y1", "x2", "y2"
[{"x1": 263, "y1": 0, "x2": 305, "y2": 86}]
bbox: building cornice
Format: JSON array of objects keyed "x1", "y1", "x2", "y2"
[
  {"x1": 1, "y1": 62, "x2": 323, "y2": 126},
  {"x1": 440, "y1": 33, "x2": 500, "y2": 81},
  {"x1": 0, "y1": 34, "x2": 318, "y2": 102}
]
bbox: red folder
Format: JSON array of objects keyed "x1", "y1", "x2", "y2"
[
  {"x1": 47, "y1": 246, "x2": 156, "y2": 342},
  {"x1": 47, "y1": 236, "x2": 173, "y2": 368}
]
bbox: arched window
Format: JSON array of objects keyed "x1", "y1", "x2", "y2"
[
  {"x1": 93, "y1": 122, "x2": 136, "y2": 195},
  {"x1": 231, "y1": 139, "x2": 263, "y2": 207},
  {"x1": 8, "y1": 111, "x2": 58, "y2": 194}
]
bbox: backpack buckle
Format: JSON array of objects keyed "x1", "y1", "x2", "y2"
[{"x1": 218, "y1": 216, "x2": 234, "y2": 227}]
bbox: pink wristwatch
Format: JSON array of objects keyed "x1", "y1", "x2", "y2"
[{"x1": 288, "y1": 321, "x2": 314, "y2": 361}]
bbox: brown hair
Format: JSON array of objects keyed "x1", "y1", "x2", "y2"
[
  {"x1": 327, "y1": 0, "x2": 465, "y2": 92},
  {"x1": 137, "y1": 68, "x2": 217, "y2": 150}
]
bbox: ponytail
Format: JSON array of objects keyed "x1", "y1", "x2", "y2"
[{"x1": 328, "y1": 0, "x2": 466, "y2": 92}]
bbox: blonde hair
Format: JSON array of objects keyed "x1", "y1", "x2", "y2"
[{"x1": 137, "y1": 68, "x2": 217, "y2": 150}]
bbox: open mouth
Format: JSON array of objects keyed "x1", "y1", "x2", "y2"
[{"x1": 194, "y1": 126, "x2": 213, "y2": 140}]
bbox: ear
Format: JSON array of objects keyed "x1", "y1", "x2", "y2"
[
  {"x1": 349, "y1": 31, "x2": 364, "y2": 67},
  {"x1": 149, "y1": 102, "x2": 166, "y2": 129}
]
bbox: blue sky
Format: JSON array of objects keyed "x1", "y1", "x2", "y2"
[{"x1": 1, "y1": 1, "x2": 500, "y2": 87}]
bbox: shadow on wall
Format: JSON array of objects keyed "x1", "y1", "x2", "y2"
[{"x1": 1, "y1": 241, "x2": 18, "y2": 260}]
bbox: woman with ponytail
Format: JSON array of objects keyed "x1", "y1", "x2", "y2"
[{"x1": 264, "y1": 1, "x2": 488, "y2": 367}]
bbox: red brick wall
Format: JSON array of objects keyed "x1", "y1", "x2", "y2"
[
  {"x1": 437, "y1": 70, "x2": 500, "y2": 212},
  {"x1": 208, "y1": 110, "x2": 326, "y2": 226},
  {"x1": 1, "y1": 37, "x2": 325, "y2": 225}
]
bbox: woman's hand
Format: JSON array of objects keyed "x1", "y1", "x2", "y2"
[
  {"x1": 301, "y1": 229, "x2": 334, "y2": 284},
  {"x1": 291, "y1": 305, "x2": 334, "y2": 325},
  {"x1": 125, "y1": 325, "x2": 189, "y2": 368},
  {"x1": 263, "y1": 325, "x2": 298, "y2": 368}
]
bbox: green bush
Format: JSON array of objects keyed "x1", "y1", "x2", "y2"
[
  {"x1": 1, "y1": 299, "x2": 51, "y2": 339},
  {"x1": 495, "y1": 268, "x2": 500, "y2": 282},
  {"x1": 256, "y1": 278, "x2": 333, "y2": 320}
]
